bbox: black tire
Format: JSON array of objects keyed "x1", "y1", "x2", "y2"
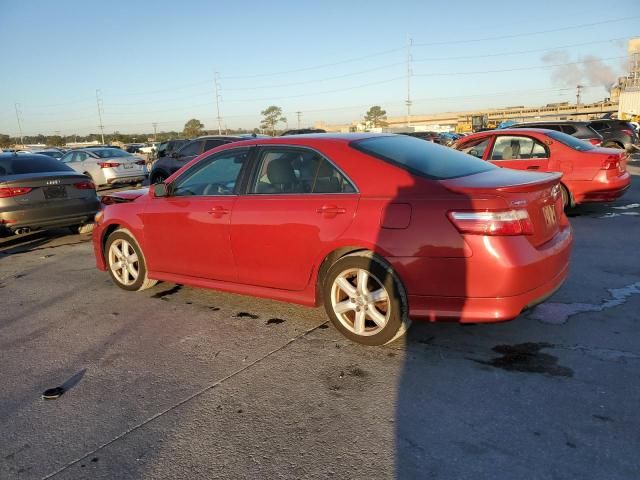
[
  {"x1": 322, "y1": 251, "x2": 410, "y2": 346},
  {"x1": 69, "y1": 223, "x2": 95, "y2": 235},
  {"x1": 104, "y1": 229, "x2": 157, "y2": 291}
]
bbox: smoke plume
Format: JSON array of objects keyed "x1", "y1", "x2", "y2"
[{"x1": 541, "y1": 50, "x2": 619, "y2": 92}]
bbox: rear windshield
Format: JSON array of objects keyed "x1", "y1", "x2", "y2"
[
  {"x1": 90, "y1": 148, "x2": 131, "y2": 158},
  {"x1": 351, "y1": 135, "x2": 496, "y2": 180},
  {"x1": 545, "y1": 131, "x2": 595, "y2": 151},
  {"x1": 0, "y1": 155, "x2": 75, "y2": 175}
]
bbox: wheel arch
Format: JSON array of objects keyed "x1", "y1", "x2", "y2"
[{"x1": 314, "y1": 246, "x2": 407, "y2": 307}]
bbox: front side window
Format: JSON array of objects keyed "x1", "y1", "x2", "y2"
[
  {"x1": 251, "y1": 148, "x2": 355, "y2": 194},
  {"x1": 177, "y1": 140, "x2": 202, "y2": 157},
  {"x1": 458, "y1": 137, "x2": 490, "y2": 159},
  {"x1": 172, "y1": 149, "x2": 248, "y2": 197},
  {"x1": 490, "y1": 136, "x2": 547, "y2": 160}
]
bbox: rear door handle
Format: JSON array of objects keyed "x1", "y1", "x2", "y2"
[
  {"x1": 208, "y1": 206, "x2": 230, "y2": 217},
  {"x1": 526, "y1": 166, "x2": 540, "y2": 170},
  {"x1": 316, "y1": 205, "x2": 347, "y2": 217}
]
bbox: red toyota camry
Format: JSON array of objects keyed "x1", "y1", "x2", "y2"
[
  {"x1": 93, "y1": 134, "x2": 572, "y2": 345},
  {"x1": 454, "y1": 128, "x2": 631, "y2": 208}
]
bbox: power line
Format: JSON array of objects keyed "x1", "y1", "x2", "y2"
[{"x1": 412, "y1": 15, "x2": 639, "y2": 47}]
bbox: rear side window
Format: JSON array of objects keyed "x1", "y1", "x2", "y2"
[
  {"x1": 178, "y1": 141, "x2": 202, "y2": 157},
  {"x1": 545, "y1": 131, "x2": 595, "y2": 151},
  {"x1": 458, "y1": 137, "x2": 490, "y2": 158},
  {"x1": 0, "y1": 155, "x2": 75, "y2": 175},
  {"x1": 351, "y1": 135, "x2": 495, "y2": 180}
]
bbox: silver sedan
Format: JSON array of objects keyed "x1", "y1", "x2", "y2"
[{"x1": 60, "y1": 148, "x2": 147, "y2": 188}]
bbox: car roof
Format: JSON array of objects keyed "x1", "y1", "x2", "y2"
[
  {"x1": 460, "y1": 128, "x2": 555, "y2": 140},
  {"x1": 219, "y1": 132, "x2": 393, "y2": 147},
  {"x1": 515, "y1": 121, "x2": 590, "y2": 126}
]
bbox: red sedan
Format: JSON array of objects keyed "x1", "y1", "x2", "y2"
[
  {"x1": 93, "y1": 134, "x2": 572, "y2": 345},
  {"x1": 455, "y1": 128, "x2": 631, "y2": 208}
]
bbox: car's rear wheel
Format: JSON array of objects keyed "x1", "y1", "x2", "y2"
[
  {"x1": 105, "y1": 230, "x2": 157, "y2": 291},
  {"x1": 323, "y1": 252, "x2": 410, "y2": 346},
  {"x1": 560, "y1": 184, "x2": 571, "y2": 209}
]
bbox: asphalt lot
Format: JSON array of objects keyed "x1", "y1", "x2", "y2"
[{"x1": 1, "y1": 163, "x2": 640, "y2": 479}]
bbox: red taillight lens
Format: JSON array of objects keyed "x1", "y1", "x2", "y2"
[
  {"x1": 602, "y1": 155, "x2": 620, "y2": 170},
  {"x1": 0, "y1": 187, "x2": 33, "y2": 198},
  {"x1": 448, "y1": 209, "x2": 534, "y2": 236},
  {"x1": 98, "y1": 162, "x2": 121, "y2": 168},
  {"x1": 588, "y1": 138, "x2": 601, "y2": 146},
  {"x1": 135, "y1": 160, "x2": 146, "y2": 166},
  {"x1": 74, "y1": 180, "x2": 96, "y2": 190}
]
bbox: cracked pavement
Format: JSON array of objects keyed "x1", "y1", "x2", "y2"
[{"x1": 1, "y1": 164, "x2": 639, "y2": 479}]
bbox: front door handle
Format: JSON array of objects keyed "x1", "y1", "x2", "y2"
[
  {"x1": 316, "y1": 205, "x2": 347, "y2": 217},
  {"x1": 208, "y1": 206, "x2": 230, "y2": 217},
  {"x1": 526, "y1": 166, "x2": 540, "y2": 170}
]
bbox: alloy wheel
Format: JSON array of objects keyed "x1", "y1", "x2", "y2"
[
  {"x1": 330, "y1": 268, "x2": 390, "y2": 336},
  {"x1": 108, "y1": 238, "x2": 139, "y2": 286}
]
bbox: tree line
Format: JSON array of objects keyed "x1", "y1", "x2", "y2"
[{"x1": 0, "y1": 105, "x2": 389, "y2": 148}]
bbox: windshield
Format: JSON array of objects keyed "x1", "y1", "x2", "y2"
[
  {"x1": 90, "y1": 148, "x2": 131, "y2": 158},
  {"x1": 545, "y1": 130, "x2": 595, "y2": 151},
  {"x1": 351, "y1": 135, "x2": 496, "y2": 180}
]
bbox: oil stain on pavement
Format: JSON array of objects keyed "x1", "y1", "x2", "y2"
[{"x1": 474, "y1": 342, "x2": 573, "y2": 377}]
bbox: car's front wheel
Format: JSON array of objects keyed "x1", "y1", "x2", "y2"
[
  {"x1": 105, "y1": 229, "x2": 157, "y2": 291},
  {"x1": 323, "y1": 252, "x2": 410, "y2": 346}
]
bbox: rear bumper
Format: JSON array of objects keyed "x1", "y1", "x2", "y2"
[
  {"x1": 0, "y1": 199, "x2": 100, "y2": 232},
  {"x1": 388, "y1": 224, "x2": 572, "y2": 323},
  {"x1": 408, "y1": 263, "x2": 569, "y2": 323},
  {"x1": 570, "y1": 172, "x2": 631, "y2": 204},
  {"x1": 103, "y1": 169, "x2": 147, "y2": 185}
]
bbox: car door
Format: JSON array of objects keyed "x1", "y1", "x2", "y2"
[
  {"x1": 141, "y1": 147, "x2": 251, "y2": 281},
  {"x1": 488, "y1": 135, "x2": 550, "y2": 172},
  {"x1": 231, "y1": 146, "x2": 359, "y2": 291}
]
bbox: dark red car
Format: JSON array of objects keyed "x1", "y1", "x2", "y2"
[
  {"x1": 93, "y1": 134, "x2": 572, "y2": 345},
  {"x1": 455, "y1": 128, "x2": 631, "y2": 208}
]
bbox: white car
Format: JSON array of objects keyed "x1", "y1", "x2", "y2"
[{"x1": 60, "y1": 148, "x2": 147, "y2": 188}]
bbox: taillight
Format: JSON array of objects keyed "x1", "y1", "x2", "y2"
[
  {"x1": 621, "y1": 129, "x2": 633, "y2": 136},
  {"x1": 0, "y1": 187, "x2": 33, "y2": 198},
  {"x1": 587, "y1": 138, "x2": 601, "y2": 146},
  {"x1": 601, "y1": 155, "x2": 620, "y2": 170},
  {"x1": 448, "y1": 209, "x2": 534, "y2": 236},
  {"x1": 98, "y1": 162, "x2": 121, "y2": 168},
  {"x1": 74, "y1": 180, "x2": 96, "y2": 190},
  {"x1": 135, "y1": 160, "x2": 146, "y2": 166}
]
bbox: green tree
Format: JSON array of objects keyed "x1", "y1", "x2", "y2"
[
  {"x1": 260, "y1": 106, "x2": 287, "y2": 136},
  {"x1": 183, "y1": 118, "x2": 205, "y2": 138},
  {"x1": 46, "y1": 135, "x2": 65, "y2": 147},
  {"x1": 0, "y1": 134, "x2": 11, "y2": 148},
  {"x1": 364, "y1": 105, "x2": 388, "y2": 128}
]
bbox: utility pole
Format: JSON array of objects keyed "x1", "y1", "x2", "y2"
[
  {"x1": 406, "y1": 36, "x2": 413, "y2": 128},
  {"x1": 296, "y1": 111, "x2": 302, "y2": 129},
  {"x1": 152, "y1": 122, "x2": 158, "y2": 141},
  {"x1": 95, "y1": 89, "x2": 105, "y2": 144},
  {"x1": 14, "y1": 103, "x2": 24, "y2": 147},
  {"x1": 576, "y1": 85, "x2": 583, "y2": 115},
  {"x1": 214, "y1": 71, "x2": 223, "y2": 135}
]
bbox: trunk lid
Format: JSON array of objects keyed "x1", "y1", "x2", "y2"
[
  {"x1": 1, "y1": 172, "x2": 96, "y2": 206},
  {"x1": 441, "y1": 169, "x2": 565, "y2": 247}
]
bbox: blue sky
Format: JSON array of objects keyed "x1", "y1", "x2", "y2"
[{"x1": 0, "y1": 0, "x2": 638, "y2": 135}]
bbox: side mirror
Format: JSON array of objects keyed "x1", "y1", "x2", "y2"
[{"x1": 152, "y1": 183, "x2": 168, "y2": 197}]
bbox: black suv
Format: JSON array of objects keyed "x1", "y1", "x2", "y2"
[
  {"x1": 510, "y1": 121, "x2": 603, "y2": 145},
  {"x1": 156, "y1": 139, "x2": 188, "y2": 159},
  {"x1": 585, "y1": 119, "x2": 639, "y2": 152},
  {"x1": 150, "y1": 135, "x2": 265, "y2": 183}
]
